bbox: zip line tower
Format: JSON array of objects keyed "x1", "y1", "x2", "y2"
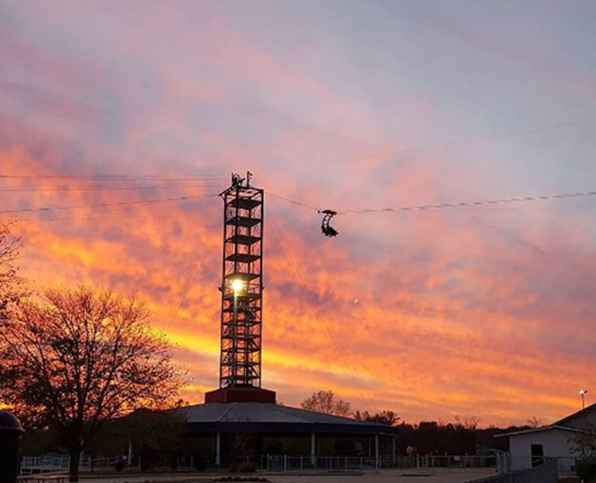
[
  {"x1": 197, "y1": 174, "x2": 394, "y2": 467},
  {"x1": 205, "y1": 172, "x2": 276, "y2": 403}
]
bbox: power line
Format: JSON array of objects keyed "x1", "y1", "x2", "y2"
[
  {"x1": 0, "y1": 194, "x2": 218, "y2": 216},
  {"x1": 0, "y1": 174, "x2": 224, "y2": 181},
  {"x1": 0, "y1": 183, "x2": 220, "y2": 193},
  {"x1": 3, "y1": 182, "x2": 596, "y2": 226}
]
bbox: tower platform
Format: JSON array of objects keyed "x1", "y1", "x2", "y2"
[{"x1": 204, "y1": 385, "x2": 276, "y2": 404}]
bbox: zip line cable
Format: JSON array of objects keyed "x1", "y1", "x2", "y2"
[
  {"x1": 2, "y1": 189, "x2": 596, "y2": 217},
  {"x1": 267, "y1": 192, "x2": 320, "y2": 211},
  {"x1": 336, "y1": 190, "x2": 596, "y2": 215},
  {"x1": 267, "y1": 189, "x2": 596, "y2": 237},
  {"x1": 265, "y1": 190, "x2": 596, "y2": 215},
  {"x1": 2, "y1": 185, "x2": 596, "y2": 236}
]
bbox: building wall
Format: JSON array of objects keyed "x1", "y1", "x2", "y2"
[{"x1": 509, "y1": 429, "x2": 577, "y2": 471}]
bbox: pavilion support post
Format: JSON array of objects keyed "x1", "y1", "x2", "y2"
[
  {"x1": 216, "y1": 432, "x2": 221, "y2": 467},
  {"x1": 310, "y1": 432, "x2": 316, "y2": 467},
  {"x1": 392, "y1": 436, "x2": 397, "y2": 466},
  {"x1": 375, "y1": 434, "x2": 379, "y2": 470}
]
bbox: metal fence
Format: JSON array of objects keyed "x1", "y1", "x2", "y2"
[
  {"x1": 241, "y1": 454, "x2": 496, "y2": 472},
  {"x1": 21, "y1": 453, "x2": 497, "y2": 474},
  {"x1": 416, "y1": 455, "x2": 497, "y2": 469},
  {"x1": 20, "y1": 455, "x2": 122, "y2": 475},
  {"x1": 259, "y1": 455, "x2": 377, "y2": 472}
]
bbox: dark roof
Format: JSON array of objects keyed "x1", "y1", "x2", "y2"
[
  {"x1": 555, "y1": 403, "x2": 596, "y2": 428},
  {"x1": 496, "y1": 404, "x2": 596, "y2": 439},
  {"x1": 495, "y1": 425, "x2": 587, "y2": 438},
  {"x1": 177, "y1": 402, "x2": 396, "y2": 435}
]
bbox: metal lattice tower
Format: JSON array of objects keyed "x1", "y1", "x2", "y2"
[{"x1": 218, "y1": 172, "x2": 264, "y2": 388}]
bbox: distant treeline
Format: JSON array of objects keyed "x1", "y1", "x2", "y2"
[
  {"x1": 393, "y1": 420, "x2": 528, "y2": 455},
  {"x1": 21, "y1": 414, "x2": 528, "y2": 459},
  {"x1": 302, "y1": 391, "x2": 528, "y2": 455}
]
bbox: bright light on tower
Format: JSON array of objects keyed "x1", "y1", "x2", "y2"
[{"x1": 230, "y1": 278, "x2": 246, "y2": 295}]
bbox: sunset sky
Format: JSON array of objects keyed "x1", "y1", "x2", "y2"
[{"x1": 2, "y1": 1, "x2": 596, "y2": 427}]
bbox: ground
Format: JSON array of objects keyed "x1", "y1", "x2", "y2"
[
  {"x1": 273, "y1": 469, "x2": 494, "y2": 483},
  {"x1": 80, "y1": 468, "x2": 496, "y2": 483}
]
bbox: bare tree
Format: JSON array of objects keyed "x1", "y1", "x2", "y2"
[
  {"x1": 354, "y1": 410, "x2": 400, "y2": 426},
  {"x1": 527, "y1": 416, "x2": 543, "y2": 428},
  {"x1": 454, "y1": 415, "x2": 480, "y2": 430},
  {"x1": 571, "y1": 423, "x2": 596, "y2": 482},
  {"x1": 0, "y1": 286, "x2": 183, "y2": 482},
  {"x1": 573, "y1": 428, "x2": 596, "y2": 458},
  {"x1": 0, "y1": 222, "x2": 23, "y2": 320},
  {"x1": 301, "y1": 390, "x2": 351, "y2": 417},
  {"x1": 89, "y1": 409, "x2": 186, "y2": 472}
]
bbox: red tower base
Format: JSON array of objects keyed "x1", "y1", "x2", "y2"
[{"x1": 205, "y1": 385, "x2": 277, "y2": 404}]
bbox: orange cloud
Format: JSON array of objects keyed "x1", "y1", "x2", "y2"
[{"x1": 2, "y1": 76, "x2": 595, "y2": 428}]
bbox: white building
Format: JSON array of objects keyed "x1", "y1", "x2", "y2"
[{"x1": 499, "y1": 403, "x2": 596, "y2": 473}]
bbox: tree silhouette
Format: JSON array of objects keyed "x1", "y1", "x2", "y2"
[
  {"x1": 527, "y1": 417, "x2": 543, "y2": 428},
  {"x1": 354, "y1": 410, "x2": 400, "y2": 426},
  {"x1": 454, "y1": 416, "x2": 480, "y2": 430},
  {"x1": 301, "y1": 390, "x2": 351, "y2": 417},
  {"x1": 0, "y1": 286, "x2": 183, "y2": 482},
  {"x1": 0, "y1": 223, "x2": 24, "y2": 320}
]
